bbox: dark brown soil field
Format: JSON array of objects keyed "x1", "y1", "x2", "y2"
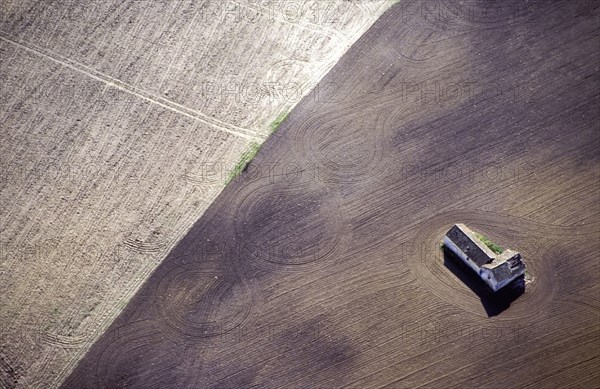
[{"x1": 63, "y1": 1, "x2": 599, "y2": 387}]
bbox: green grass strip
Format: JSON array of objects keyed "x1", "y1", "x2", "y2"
[
  {"x1": 226, "y1": 111, "x2": 290, "y2": 185},
  {"x1": 268, "y1": 111, "x2": 289, "y2": 134},
  {"x1": 226, "y1": 142, "x2": 262, "y2": 184},
  {"x1": 475, "y1": 232, "x2": 504, "y2": 254}
]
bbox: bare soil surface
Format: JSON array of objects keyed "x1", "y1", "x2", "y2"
[
  {"x1": 0, "y1": 1, "x2": 391, "y2": 387},
  {"x1": 63, "y1": 1, "x2": 599, "y2": 388}
]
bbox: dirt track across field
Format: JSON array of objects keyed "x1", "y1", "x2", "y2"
[{"x1": 64, "y1": 1, "x2": 599, "y2": 387}]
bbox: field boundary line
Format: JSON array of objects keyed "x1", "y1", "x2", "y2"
[{"x1": 0, "y1": 31, "x2": 265, "y2": 141}]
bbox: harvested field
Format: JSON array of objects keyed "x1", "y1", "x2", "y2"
[
  {"x1": 0, "y1": 1, "x2": 391, "y2": 387},
  {"x1": 63, "y1": 0, "x2": 600, "y2": 388}
]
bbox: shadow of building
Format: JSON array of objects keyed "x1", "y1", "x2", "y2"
[{"x1": 442, "y1": 245, "x2": 525, "y2": 317}]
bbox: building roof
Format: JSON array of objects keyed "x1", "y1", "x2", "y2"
[{"x1": 445, "y1": 224, "x2": 496, "y2": 267}]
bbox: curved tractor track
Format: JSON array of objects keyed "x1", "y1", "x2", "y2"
[{"x1": 63, "y1": 1, "x2": 599, "y2": 388}]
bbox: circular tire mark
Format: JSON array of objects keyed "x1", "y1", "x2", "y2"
[
  {"x1": 94, "y1": 321, "x2": 182, "y2": 389},
  {"x1": 40, "y1": 332, "x2": 86, "y2": 349},
  {"x1": 293, "y1": 108, "x2": 389, "y2": 185},
  {"x1": 154, "y1": 261, "x2": 253, "y2": 341},
  {"x1": 122, "y1": 237, "x2": 167, "y2": 254},
  {"x1": 266, "y1": 59, "x2": 318, "y2": 105},
  {"x1": 122, "y1": 222, "x2": 168, "y2": 255}
]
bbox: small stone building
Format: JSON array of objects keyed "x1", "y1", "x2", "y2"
[{"x1": 443, "y1": 224, "x2": 526, "y2": 292}]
